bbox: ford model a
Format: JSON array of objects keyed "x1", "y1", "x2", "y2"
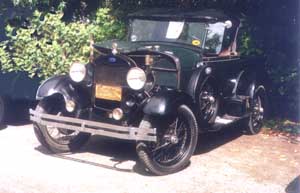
[{"x1": 30, "y1": 9, "x2": 266, "y2": 175}]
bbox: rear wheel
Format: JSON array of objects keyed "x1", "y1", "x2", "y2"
[
  {"x1": 245, "y1": 88, "x2": 265, "y2": 135},
  {"x1": 137, "y1": 105, "x2": 198, "y2": 175},
  {"x1": 33, "y1": 98, "x2": 90, "y2": 153}
]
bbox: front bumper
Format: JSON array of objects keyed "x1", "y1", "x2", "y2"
[{"x1": 29, "y1": 109, "x2": 157, "y2": 142}]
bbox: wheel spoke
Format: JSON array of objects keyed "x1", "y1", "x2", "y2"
[
  {"x1": 151, "y1": 142, "x2": 171, "y2": 153},
  {"x1": 153, "y1": 147, "x2": 166, "y2": 161},
  {"x1": 201, "y1": 101, "x2": 210, "y2": 110}
]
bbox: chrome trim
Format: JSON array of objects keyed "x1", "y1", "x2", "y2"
[{"x1": 29, "y1": 109, "x2": 157, "y2": 142}]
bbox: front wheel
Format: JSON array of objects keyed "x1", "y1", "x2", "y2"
[
  {"x1": 33, "y1": 98, "x2": 90, "y2": 153},
  {"x1": 196, "y1": 79, "x2": 219, "y2": 125},
  {"x1": 137, "y1": 105, "x2": 198, "y2": 175}
]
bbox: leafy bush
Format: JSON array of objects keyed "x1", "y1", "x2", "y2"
[
  {"x1": 264, "y1": 119, "x2": 300, "y2": 135},
  {"x1": 0, "y1": 8, "x2": 125, "y2": 79}
]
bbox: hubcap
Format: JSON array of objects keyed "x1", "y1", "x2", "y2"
[
  {"x1": 199, "y1": 83, "x2": 217, "y2": 122},
  {"x1": 169, "y1": 135, "x2": 179, "y2": 144}
]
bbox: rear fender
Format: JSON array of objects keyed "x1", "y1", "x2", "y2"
[
  {"x1": 248, "y1": 83, "x2": 266, "y2": 100},
  {"x1": 247, "y1": 83, "x2": 267, "y2": 116}
]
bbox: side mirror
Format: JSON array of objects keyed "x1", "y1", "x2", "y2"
[{"x1": 224, "y1": 20, "x2": 232, "y2": 29}]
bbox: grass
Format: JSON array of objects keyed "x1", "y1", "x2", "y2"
[
  {"x1": 262, "y1": 119, "x2": 300, "y2": 144},
  {"x1": 263, "y1": 119, "x2": 300, "y2": 134}
]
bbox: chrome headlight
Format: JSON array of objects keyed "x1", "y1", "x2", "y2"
[
  {"x1": 69, "y1": 62, "x2": 86, "y2": 83},
  {"x1": 126, "y1": 67, "x2": 146, "y2": 90}
]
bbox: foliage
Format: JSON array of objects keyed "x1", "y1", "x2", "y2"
[
  {"x1": 264, "y1": 119, "x2": 300, "y2": 134},
  {"x1": 263, "y1": 119, "x2": 300, "y2": 145},
  {"x1": 0, "y1": 7, "x2": 125, "y2": 79},
  {"x1": 262, "y1": 119, "x2": 300, "y2": 144}
]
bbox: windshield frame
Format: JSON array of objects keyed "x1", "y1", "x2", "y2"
[
  {"x1": 128, "y1": 18, "x2": 226, "y2": 54},
  {"x1": 128, "y1": 18, "x2": 207, "y2": 47}
]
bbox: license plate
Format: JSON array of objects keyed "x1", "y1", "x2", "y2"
[{"x1": 95, "y1": 84, "x2": 122, "y2": 101}]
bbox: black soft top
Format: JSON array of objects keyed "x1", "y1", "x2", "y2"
[{"x1": 128, "y1": 8, "x2": 236, "y2": 22}]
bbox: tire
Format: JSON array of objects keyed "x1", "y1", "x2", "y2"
[
  {"x1": 33, "y1": 98, "x2": 90, "y2": 153},
  {"x1": 245, "y1": 87, "x2": 266, "y2": 135},
  {"x1": 137, "y1": 105, "x2": 198, "y2": 175},
  {"x1": 196, "y1": 78, "x2": 219, "y2": 125}
]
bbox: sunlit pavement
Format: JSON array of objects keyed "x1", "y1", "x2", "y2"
[{"x1": 0, "y1": 124, "x2": 299, "y2": 193}]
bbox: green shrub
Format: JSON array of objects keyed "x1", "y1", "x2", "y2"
[{"x1": 0, "y1": 8, "x2": 125, "y2": 79}]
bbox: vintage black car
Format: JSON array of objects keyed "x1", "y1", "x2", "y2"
[{"x1": 30, "y1": 9, "x2": 266, "y2": 175}]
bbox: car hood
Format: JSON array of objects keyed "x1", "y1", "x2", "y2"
[{"x1": 93, "y1": 40, "x2": 202, "y2": 70}]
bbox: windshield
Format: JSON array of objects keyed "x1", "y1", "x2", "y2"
[{"x1": 129, "y1": 19, "x2": 225, "y2": 54}]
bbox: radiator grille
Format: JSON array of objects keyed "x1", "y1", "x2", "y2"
[{"x1": 94, "y1": 65, "x2": 129, "y2": 87}]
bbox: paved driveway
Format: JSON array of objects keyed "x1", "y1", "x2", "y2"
[{"x1": 0, "y1": 122, "x2": 299, "y2": 193}]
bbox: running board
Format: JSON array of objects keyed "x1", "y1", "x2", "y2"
[
  {"x1": 209, "y1": 114, "x2": 249, "y2": 131},
  {"x1": 215, "y1": 116, "x2": 235, "y2": 125}
]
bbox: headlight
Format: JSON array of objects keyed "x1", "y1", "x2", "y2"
[
  {"x1": 126, "y1": 67, "x2": 146, "y2": 90},
  {"x1": 69, "y1": 62, "x2": 86, "y2": 83}
]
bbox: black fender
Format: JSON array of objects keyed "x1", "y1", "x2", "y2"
[
  {"x1": 248, "y1": 83, "x2": 266, "y2": 100},
  {"x1": 235, "y1": 67, "x2": 257, "y2": 96},
  {"x1": 143, "y1": 89, "x2": 194, "y2": 117},
  {"x1": 36, "y1": 75, "x2": 90, "y2": 108},
  {"x1": 186, "y1": 67, "x2": 205, "y2": 100},
  {"x1": 247, "y1": 83, "x2": 268, "y2": 116},
  {"x1": 186, "y1": 66, "x2": 218, "y2": 100}
]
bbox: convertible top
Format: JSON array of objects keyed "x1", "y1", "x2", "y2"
[{"x1": 128, "y1": 8, "x2": 236, "y2": 22}]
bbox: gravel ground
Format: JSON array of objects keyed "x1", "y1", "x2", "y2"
[{"x1": 0, "y1": 122, "x2": 299, "y2": 193}]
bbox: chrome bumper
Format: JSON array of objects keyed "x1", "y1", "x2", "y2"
[{"x1": 29, "y1": 109, "x2": 157, "y2": 142}]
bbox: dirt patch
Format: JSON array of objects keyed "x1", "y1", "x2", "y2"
[
  {"x1": 227, "y1": 133, "x2": 299, "y2": 184},
  {"x1": 0, "y1": 124, "x2": 299, "y2": 193}
]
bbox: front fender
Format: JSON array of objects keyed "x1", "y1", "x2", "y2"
[
  {"x1": 143, "y1": 89, "x2": 194, "y2": 117},
  {"x1": 36, "y1": 75, "x2": 91, "y2": 108},
  {"x1": 36, "y1": 75, "x2": 75, "y2": 101}
]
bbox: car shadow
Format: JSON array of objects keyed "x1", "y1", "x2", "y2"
[
  {"x1": 194, "y1": 123, "x2": 244, "y2": 155},
  {"x1": 34, "y1": 136, "x2": 150, "y2": 176},
  {"x1": 34, "y1": 123, "x2": 245, "y2": 176},
  {"x1": 286, "y1": 175, "x2": 300, "y2": 193}
]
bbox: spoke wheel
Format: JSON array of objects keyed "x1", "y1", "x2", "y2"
[
  {"x1": 246, "y1": 88, "x2": 265, "y2": 135},
  {"x1": 137, "y1": 105, "x2": 198, "y2": 175},
  {"x1": 33, "y1": 98, "x2": 90, "y2": 153},
  {"x1": 151, "y1": 115, "x2": 190, "y2": 166},
  {"x1": 45, "y1": 110, "x2": 80, "y2": 145},
  {"x1": 197, "y1": 80, "x2": 219, "y2": 124},
  {"x1": 252, "y1": 96, "x2": 264, "y2": 129}
]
